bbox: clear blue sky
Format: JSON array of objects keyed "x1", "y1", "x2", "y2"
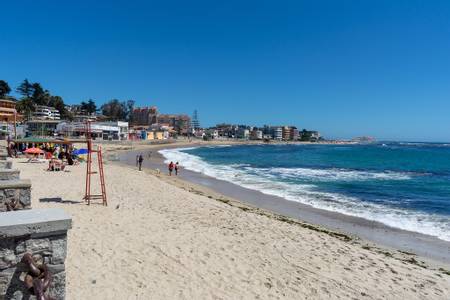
[{"x1": 2, "y1": 1, "x2": 450, "y2": 142}]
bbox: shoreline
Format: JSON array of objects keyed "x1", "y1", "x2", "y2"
[
  {"x1": 15, "y1": 140, "x2": 450, "y2": 298},
  {"x1": 115, "y1": 141, "x2": 450, "y2": 267}
]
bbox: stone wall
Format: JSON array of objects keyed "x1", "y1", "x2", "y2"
[
  {"x1": 0, "y1": 145, "x2": 71, "y2": 299},
  {"x1": 0, "y1": 180, "x2": 32, "y2": 212},
  {"x1": 0, "y1": 209, "x2": 71, "y2": 300}
]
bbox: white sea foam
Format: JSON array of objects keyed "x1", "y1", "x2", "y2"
[
  {"x1": 159, "y1": 148, "x2": 450, "y2": 242},
  {"x1": 268, "y1": 167, "x2": 412, "y2": 181}
]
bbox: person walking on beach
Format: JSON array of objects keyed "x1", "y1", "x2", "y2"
[
  {"x1": 168, "y1": 161, "x2": 174, "y2": 176},
  {"x1": 175, "y1": 162, "x2": 179, "y2": 176},
  {"x1": 138, "y1": 154, "x2": 144, "y2": 171},
  {"x1": 136, "y1": 154, "x2": 139, "y2": 167}
]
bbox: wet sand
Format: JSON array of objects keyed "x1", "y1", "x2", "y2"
[{"x1": 118, "y1": 143, "x2": 450, "y2": 267}]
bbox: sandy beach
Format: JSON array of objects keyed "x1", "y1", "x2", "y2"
[{"x1": 15, "y1": 142, "x2": 450, "y2": 299}]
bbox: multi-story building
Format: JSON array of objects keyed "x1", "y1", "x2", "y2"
[
  {"x1": 272, "y1": 126, "x2": 283, "y2": 140},
  {"x1": 236, "y1": 128, "x2": 250, "y2": 139},
  {"x1": 282, "y1": 126, "x2": 291, "y2": 140},
  {"x1": 157, "y1": 114, "x2": 191, "y2": 135},
  {"x1": 33, "y1": 106, "x2": 60, "y2": 120},
  {"x1": 250, "y1": 129, "x2": 263, "y2": 140},
  {"x1": 300, "y1": 130, "x2": 321, "y2": 141},
  {"x1": 0, "y1": 99, "x2": 22, "y2": 123},
  {"x1": 290, "y1": 127, "x2": 299, "y2": 140},
  {"x1": 131, "y1": 106, "x2": 158, "y2": 126},
  {"x1": 0, "y1": 99, "x2": 23, "y2": 139}
]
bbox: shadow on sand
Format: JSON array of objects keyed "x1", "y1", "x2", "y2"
[{"x1": 39, "y1": 197, "x2": 82, "y2": 204}]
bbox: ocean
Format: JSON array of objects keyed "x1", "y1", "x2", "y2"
[{"x1": 159, "y1": 143, "x2": 450, "y2": 242}]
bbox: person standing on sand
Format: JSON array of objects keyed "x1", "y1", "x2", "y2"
[
  {"x1": 175, "y1": 162, "x2": 179, "y2": 176},
  {"x1": 138, "y1": 154, "x2": 144, "y2": 171},
  {"x1": 168, "y1": 161, "x2": 174, "y2": 176}
]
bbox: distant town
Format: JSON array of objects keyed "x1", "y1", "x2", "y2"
[{"x1": 0, "y1": 79, "x2": 324, "y2": 142}]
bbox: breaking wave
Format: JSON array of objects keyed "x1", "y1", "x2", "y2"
[{"x1": 159, "y1": 147, "x2": 450, "y2": 242}]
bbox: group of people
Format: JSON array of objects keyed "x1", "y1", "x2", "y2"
[
  {"x1": 168, "y1": 161, "x2": 179, "y2": 176},
  {"x1": 135, "y1": 153, "x2": 180, "y2": 176}
]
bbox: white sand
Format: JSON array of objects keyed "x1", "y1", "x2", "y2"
[{"x1": 15, "y1": 153, "x2": 450, "y2": 299}]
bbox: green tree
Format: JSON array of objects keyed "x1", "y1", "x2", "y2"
[
  {"x1": 48, "y1": 95, "x2": 68, "y2": 118},
  {"x1": 16, "y1": 79, "x2": 33, "y2": 98},
  {"x1": 16, "y1": 79, "x2": 68, "y2": 120},
  {"x1": 101, "y1": 99, "x2": 126, "y2": 121},
  {"x1": 30, "y1": 83, "x2": 50, "y2": 106},
  {"x1": 81, "y1": 99, "x2": 97, "y2": 114},
  {"x1": 0, "y1": 80, "x2": 11, "y2": 98},
  {"x1": 16, "y1": 98, "x2": 34, "y2": 118},
  {"x1": 16, "y1": 79, "x2": 35, "y2": 117}
]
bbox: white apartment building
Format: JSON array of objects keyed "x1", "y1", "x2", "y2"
[
  {"x1": 56, "y1": 121, "x2": 128, "y2": 140},
  {"x1": 272, "y1": 126, "x2": 283, "y2": 140},
  {"x1": 33, "y1": 106, "x2": 61, "y2": 120}
]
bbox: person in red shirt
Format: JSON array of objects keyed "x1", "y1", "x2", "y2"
[{"x1": 168, "y1": 161, "x2": 174, "y2": 176}]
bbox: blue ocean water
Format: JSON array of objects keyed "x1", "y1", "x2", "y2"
[{"x1": 160, "y1": 143, "x2": 450, "y2": 241}]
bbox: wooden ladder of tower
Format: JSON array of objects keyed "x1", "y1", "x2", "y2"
[{"x1": 83, "y1": 121, "x2": 107, "y2": 206}]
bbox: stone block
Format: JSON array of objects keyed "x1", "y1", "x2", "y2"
[
  {"x1": 0, "y1": 209, "x2": 71, "y2": 299},
  {"x1": 0, "y1": 169, "x2": 20, "y2": 181},
  {"x1": 25, "y1": 238, "x2": 51, "y2": 253},
  {"x1": 0, "y1": 159, "x2": 13, "y2": 169},
  {"x1": 0, "y1": 248, "x2": 16, "y2": 270},
  {"x1": 51, "y1": 237, "x2": 67, "y2": 265},
  {"x1": 48, "y1": 271, "x2": 66, "y2": 300},
  {"x1": 0, "y1": 180, "x2": 32, "y2": 212}
]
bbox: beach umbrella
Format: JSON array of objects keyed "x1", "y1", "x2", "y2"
[
  {"x1": 24, "y1": 148, "x2": 44, "y2": 154},
  {"x1": 73, "y1": 148, "x2": 88, "y2": 155}
]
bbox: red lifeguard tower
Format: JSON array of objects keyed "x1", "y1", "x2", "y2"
[{"x1": 83, "y1": 121, "x2": 107, "y2": 206}]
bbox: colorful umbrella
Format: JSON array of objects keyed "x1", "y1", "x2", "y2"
[
  {"x1": 73, "y1": 148, "x2": 88, "y2": 155},
  {"x1": 24, "y1": 148, "x2": 44, "y2": 154}
]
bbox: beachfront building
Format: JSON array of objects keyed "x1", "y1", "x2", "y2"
[
  {"x1": 0, "y1": 99, "x2": 23, "y2": 139},
  {"x1": 26, "y1": 119, "x2": 61, "y2": 137},
  {"x1": 262, "y1": 134, "x2": 273, "y2": 140},
  {"x1": 290, "y1": 127, "x2": 299, "y2": 140},
  {"x1": 282, "y1": 126, "x2": 291, "y2": 140},
  {"x1": 272, "y1": 126, "x2": 283, "y2": 140},
  {"x1": 204, "y1": 128, "x2": 219, "y2": 139},
  {"x1": 97, "y1": 121, "x2": 129, "y2": 140},
  {"x1": 157, "y1": 114, "x2": 191, "y2": 135},
  {"x1": 300, "y1": 130, "x2": 321, "y2": 141},
  {"x1": 236, "y1": 128, "x2": 250, "y2": 139},
  {"x1": 250, "y1": 129, "x2": 263, "y2": 140},
  {"x1": 131, "y1": 127, "x2": 169, "y2": 140},
  {"x1": 33, "y1": 105, "x2": 61, "y2": 120},
  {"x1": 146, "y1": 131, "x2": 168, "y2": 140},
  {"x1": 215, "y1": 124, "x2": 236, "y2": 138},
  {"x1": 0, "y1": 99, "x2": 22, "y2": 123},
  {"x1": 56, "y1": 121, "x2": 129, "y2": 140},
  {"x1": 309, "y1": 131, "x2": 321, "y2": 141},
  {"x1": 132, "y1": 106, "x2": 158, "y2": 126}
]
